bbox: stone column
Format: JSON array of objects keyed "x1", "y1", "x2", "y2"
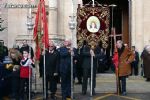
[
  {"x1": 49, "y1": 0, "x2": 65, "y2": 46},
  {"x1": 58, "y1": 0, "x2": 64, "y2": 36},
  {"x1": 48, "y1": 0, "x2": 58, "y2": 36},
  {"x1": 131, "y1": 0, "x2": 144, "y2": 53},
  {"x1": 143, "y1": 0, "x2": 150, "y2": 46}
]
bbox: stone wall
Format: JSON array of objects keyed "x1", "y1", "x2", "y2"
[
  {"x1": 0, "y1": 0, "x2": 8, "y2": 46},
  {"x1": 1, "y1": 0, "x2": 150, "y2": 53}
]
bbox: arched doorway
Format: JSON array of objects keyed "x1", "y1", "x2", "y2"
[{"x1": 81, "y1": 0, "x2": 130, "y2": 72}]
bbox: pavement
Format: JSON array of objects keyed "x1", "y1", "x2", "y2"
[
  {"x1": 3, "y1": 74, "x2": 150, "y2": 100},
  {"x1": 30, "y1": 74, "x2": 150, "y2": 100}
]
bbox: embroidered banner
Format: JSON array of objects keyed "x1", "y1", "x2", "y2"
[{"x1": 77, "y1": 5, "x2": 110, "y2": 49}]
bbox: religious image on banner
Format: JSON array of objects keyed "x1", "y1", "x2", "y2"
[
  {"x1": 77, "y1": 4, "x2": 110, "y2": 49},
  {"x1": 87, "y1": 16, "x2": 100, "y2": 33}
]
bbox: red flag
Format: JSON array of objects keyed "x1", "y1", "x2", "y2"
[
  {"x1": 41, "y1": 0, "x2": 49, "y2": 49},
  {"x1": 33, "y1": 0, "x2": 49, "y2": 59},
  {"x1": 33, "y1": 1, "x2": 41, "y2": 60}
]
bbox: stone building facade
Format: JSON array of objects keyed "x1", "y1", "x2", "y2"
[{"x1": 0, "y1": 0, "x2": 150, "y2": 53}]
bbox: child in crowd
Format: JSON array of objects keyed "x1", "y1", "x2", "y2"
[{"x1": 19, "y1": 50, "x2": 34, "y2": 99}]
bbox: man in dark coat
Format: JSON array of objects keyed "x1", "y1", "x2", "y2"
[
  {"x1": 94, "y1": 41, "x2": 107, "y2": 73},
  {"x1": 131, "y1": 46, "x2": 139, "y2": 76},
  {"x1": 20, "y1": 40, "x2": 34, "y2": 59},
  {"x1": 40, "y1": 43, "x2": 59, "y2": 100},
  {"x1": 141, "y1": 45, "x2": 150, "y2": 81},
  {"x1": 59, "y1": 40, "x2": 73, "y2": 100},
  {"x1": 75, "y1": 47, "x2": 83, "y2": 84},
  {"x1": 81, "y1": 40, "x2": 96, "y2": 95}
]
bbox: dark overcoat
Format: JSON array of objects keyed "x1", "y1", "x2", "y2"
[
  {"x1": 141, "y1": 50, "x2": 150, "y2": 78},
  {"x1": 59, "y1": 47, "x2": 71, "y2": 74}
]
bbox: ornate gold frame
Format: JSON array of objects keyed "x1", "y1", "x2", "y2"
[{"x1": 77, "y1": 5, "x2": 110, "y2": 49}]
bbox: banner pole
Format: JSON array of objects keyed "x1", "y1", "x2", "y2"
[
  {"x1": 43, "y1": 45, "x2": 46, "y2": 99},
  {"x1": 90, "y1": 50, "x2": 93, "y2": 96}
]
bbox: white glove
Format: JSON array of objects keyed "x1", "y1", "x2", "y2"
[{"x1": 54, "y1": 73, "x2": 58, "y2": 76}]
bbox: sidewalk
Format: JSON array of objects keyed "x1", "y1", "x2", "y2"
[{"x1": 32, "y1": 74, "x2": 150, "y2": 100}]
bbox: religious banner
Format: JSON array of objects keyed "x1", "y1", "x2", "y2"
[{"x1": 77, "y1": 4, "x2": 110, "y2": 49}]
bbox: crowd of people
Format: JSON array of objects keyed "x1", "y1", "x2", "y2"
[{"x1": 0, "y1": 39, "x2": 150, "y2": 100}]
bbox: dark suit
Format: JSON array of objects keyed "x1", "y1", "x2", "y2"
[
  {"x1": 41, "y1": 49, "x2": 59, "y2": 99},
  {"x1": 81, "y1": 45, "x2": 96, "y2": 94},
  {"x1": 75, "y1": 48, "x2": 83, "y2": 83},
  {"x1": 131, "y1": 51, "x2": 139, "y2": 76},
  {"x1": 94, "y1": 46, "x2": 107, "y2": 73}
]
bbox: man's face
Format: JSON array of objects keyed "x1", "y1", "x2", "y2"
[
  {"x1": 23, "y1": 40, "x2": 27, "y2": 46},
  {"x1": 64, "y1": 41, "x2": 71, "y2": 47},
  {"x1": 49, "y1": 44, "x2": 55, "y2": 51},
  {"x1": 116, "y1": 41, "x2": 122, "y2": 49}
]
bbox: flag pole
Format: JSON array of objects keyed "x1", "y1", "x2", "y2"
[
  {"x1": 69, "y1": 16, "x2": 75, "y2": 100},
  {"x1": 27, "y1": 0, "x2": 34, "y2": 99},
  {"x1": 69, "y1": 15, "x2": 76, "y2": 100},
  {"x1": 43, "y1": 44, "x2": 46, "y2": 99},
  {"x1": 90, "y1": 50, "x2": 93, "y2": 96},
  {"x1": 69, "y1": 0, "x2": 76, "y2": 99},
  {"x1": 41, "y1": 0, "x2": 47, "y2": 99}
]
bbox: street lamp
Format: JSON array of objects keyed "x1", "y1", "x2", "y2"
[
  {"x1": 69, "y1": 15, "x2": 76, "y2": 100},
  {"x1": 27, "y1": 9, "x2": 34, "y2": 31},
  {"x1": 109, "y1": 4, "x2": 117, "y2": 56}
]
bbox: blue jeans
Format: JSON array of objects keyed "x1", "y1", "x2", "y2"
[{"x1": 119, "y1": 76, "x2": 126, "y2": 93}]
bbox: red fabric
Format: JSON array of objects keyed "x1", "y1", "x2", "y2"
[
  {"x1": 33, "y1": 2, "x2": 40, "y2": 39},
  {"x1": 112, "y1": 52, "x2": 119, "y2": 69},
  {"x1": 20, "y1": 67, "x2": 32, "y2": 78},
  {"x1": 33, "y1": 2, "x2": 41, "y2": 60},
  {"x1": 33, "y1": 0, "x2": 49, "y2": 60},
  {"x1": 41, "y1": 0, "x2": 49, "y2": 49},
  {"x1": 112, "y1": 28, "x2": 119, "y2": 69}
]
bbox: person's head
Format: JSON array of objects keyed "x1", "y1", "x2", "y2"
[
  {"x1": 131, "y1": 46, "x2": 136, "y2": 51},
  {"x1": 83, "y1": 40, "x2": 88, "y2": 46},
  {"x1": 0, "y1": 42, "x2": 4, "y2": 46},
  {"x1": 49, "y1": 42, "x2": 55, "y2": 51},
  {"x1": 22, "y1": 40, "x2": 27, "y2": 46},
  {"x1": 145, "y1": 45, "x2": 150, "y2": 54},
  {"x1": 116, "y1": 40, "x2": 123, "y2": 49},
  {"x1": 90, "y1": 21, "x2": 97, "y2": 29},
  {"x1": 63, "y1": 40, "x2": 71, "y2": 47},
  {"x1": 23, "y1": 50, "x2": 29, "y2": 58}
]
